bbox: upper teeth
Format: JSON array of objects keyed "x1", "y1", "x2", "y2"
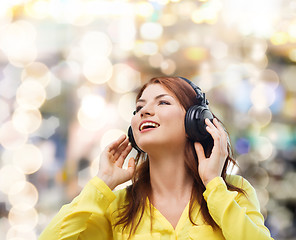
[{"x1": 140, "y1": 122, "x2": 159, "y2": 131}]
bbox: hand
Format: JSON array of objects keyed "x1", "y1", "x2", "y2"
[
  {"x1": 98, "y1": 134, "x2": 135, "y2": 190},
  {"x1": 194, "y1": 118, "x2": 228, "y2": 187}
]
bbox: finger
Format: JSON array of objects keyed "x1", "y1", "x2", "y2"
[
  {"x1": 205, "y1": 118, "x2": 219, "y2": 131},
  {"x1": 212, "y1": 118, "x2": 228, "y2": 152},
  {"x1": 205, "y1": 118, "x2": 220, "y2": 136},
  {"x1": 115, "y1": 144, "x2": 132, "y2": 168},
  {"x1": 107, "y1": 134, "x2": 127, "y2": 155},
  {"x1": 205, "y1": 118, "x2": 214, "y2": 126},
  {"x1": 212, "y1": 118, "x2": 228, "y2": 141},
  {"x1": 205, "y1": 123, "x2": 221, "y2": 142},
  {"x1": 206, "y1": 120, "x2": 228, "y2": 157},
  {"x1": 127, "y1": 157, "x2": 135, "y2": 174},
  {"x1": 113, "y1": 138, "x2": 129, "y2": 161},
  {"x1": 194, "y1": 142, "x2": 206, "y2": 161},
  {"x1": 212, "y1": 118, "x2": 224, "y2": 131},
  {"x1": 205, "y1": 125, "x2": 223, "y2": 155},
  {"x1": 120, "y1": 158, "x2": 135, "y2": 183}
]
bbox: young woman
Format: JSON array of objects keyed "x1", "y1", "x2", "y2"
[{"x1": 39, "y1": 77, "x2": 274, "y2": 239}]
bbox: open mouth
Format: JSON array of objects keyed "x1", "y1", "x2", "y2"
[{"x1": 139, "y1": 121, "x2": 160, "y2": 131}]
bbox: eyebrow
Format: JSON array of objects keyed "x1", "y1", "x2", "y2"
[{"x1": 137, "y1": 94, "x2": 174, "y2": 103}]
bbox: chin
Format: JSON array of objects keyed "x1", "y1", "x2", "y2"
[
  {"x1": 136, "y1": 137, "x2": 161, "y2": 152},
  {"x1": 137, "y1": 139, "x2": 181, "y2": 154},
  {"x1": 137, "y1": 140, "x2": 156, "y2": 153}
]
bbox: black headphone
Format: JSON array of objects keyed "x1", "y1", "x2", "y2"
[{"x1": 128, "y1": 77, "x2": 213, "y2": 153}]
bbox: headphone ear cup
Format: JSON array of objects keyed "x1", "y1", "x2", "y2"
[
  {"x1": 128, "y1": 126, "x2": 145, "y2": 153},
  {"x1": 185, "y1": 105, "x2": 214, "y2": 142}
]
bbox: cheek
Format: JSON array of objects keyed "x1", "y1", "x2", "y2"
[
  {"x1": 165, "y1": 109, "x2": 186, "y2": 130},
  {"x1": 130, "y1": 116, "x2": 138, "y2": 132}
]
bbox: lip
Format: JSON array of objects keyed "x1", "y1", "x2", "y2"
[{"x1": 139, "y1": 120, "x2": 160, "y2": 132}]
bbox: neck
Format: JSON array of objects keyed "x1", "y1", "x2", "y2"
[{"x1": 148, "y1": 148, "x2": 193, "y2": 201}]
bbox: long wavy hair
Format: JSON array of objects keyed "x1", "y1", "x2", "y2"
[{"x1": 114, "y1": 77, "x2": 243, "y2": 236}]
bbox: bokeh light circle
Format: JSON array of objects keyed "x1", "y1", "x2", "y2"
[
  {"x1": 100, "y1": 129, "x2": 126, "y2": 150},
  {"x1": 0, "y1": 98, "x2": 10, "y2": 123},
  {"x1": 160, "y1": 59, "x2": 176, "y2": 75},
  {"x1": 140, "y1": 22, "x2": 163, "y2": 40},
  {"x1": 250, "y1": 83, "x2": 275, "y2": 108},
  {"x1": 118, "y1": 92, "x2": 137, "y2": 122},
  {"x1": 0, "y1": 7, "x2": 13, "y2": 28},
  {"x1": 248, "y1": 106, "x2": 272, "y2": 127},
  {"x1": 8, "y1": 207, "x2": 38, "y2": 230},
  {"x1": 12, "y1": 108, "x2": 42, "y2": 134},
  {"x1": 77, "y1": 95, "x2": 108, "y2": 131},
  {"x1": 12, "y1": 144, "x2": 43, "y2": 174},
  {"x1": 0, "y1": 20, "x2": 36, "y2": 51},
  {"x1": 0, "y1": 165, "x2": 26, "y2": 194},
  {"x1": 259, "y1": 69, "x2": 279, "y2": 89},
  {"x1": 108, "y1": 64, "x2": 141, "y2": 93},
  {"x1": 82, "y1": 57, "x2": 113, "y2": 84},
  {"x1": 7, "y1": 45, "x2": 37, "y2": 68},
  {"x1": 24, "y1": 0, "x2": 50, "y2": 19},
  {"x1": 9, "y1": 181, "x2": 39, "y2": 208},
  {"x1": 0, "y1": 121, "x2": 28, "y2": 150},
  {"x1": 81, "y1": 31, "x2": 112, "y2": 57},
  {"x1": 16, "y1": 81, "x2": 46, "y2": 109},
  {"x1": 7, "y1": 225, "x2": 37, "y2": 240},
  {"x1": 253, "y1": 137, "x2": 275, "y2": 161},
  {"x1": 21, "y1": 62, "x2": 51, "y2": 87},
  {"x1": 281, "y1": 66, "x2": 296, "y2": 92},
  {"x1": 135, "y1": 2, "x2": 154, "y2": 18},
  {"x1": 1, "y1": 20, "x2": 37, "y2": 67}
]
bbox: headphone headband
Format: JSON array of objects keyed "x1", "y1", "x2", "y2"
[{"x1": 178, "y1": 77, "x2": 209, "y2": 106}]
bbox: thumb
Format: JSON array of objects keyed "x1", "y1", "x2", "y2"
[
  {"x1": 127, "y1": 157, "x2": 135, "y2": 175},
  {"x1": 194, "y1": 142, "x2": 206, "y2": 161}
]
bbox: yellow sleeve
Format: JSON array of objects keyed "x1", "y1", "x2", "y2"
[
  {"x1": 203, "y1": 176, "x2": 274, "y2": 240},
  {"x1": 39, "y1": 177, "x2": 116, "y2": 240}
]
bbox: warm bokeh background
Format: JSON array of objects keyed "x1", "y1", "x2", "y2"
[{"x1": 0, "y1": 0, "x2": 296, "y2": 239}]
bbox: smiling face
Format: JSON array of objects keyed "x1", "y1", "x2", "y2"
[{"x1": 131, "y1": 84, "x2": 187, "y2": 153}]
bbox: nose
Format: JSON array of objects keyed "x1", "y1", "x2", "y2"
[{"x1": 140, "y1": 104, "x2": 155, "y2": 117}]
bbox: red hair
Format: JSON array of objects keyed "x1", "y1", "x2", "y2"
[{"x1": 115, "y1": 77, "x2": 243, "y2": 235}]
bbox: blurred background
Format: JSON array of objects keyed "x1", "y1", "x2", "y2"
[{"x1": 0, "y1": 0, "x2": 295, "y2": 239}]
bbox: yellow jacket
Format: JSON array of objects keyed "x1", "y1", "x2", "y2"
[{"x1": 39, "y1": 175, "x2": 273, "y2": 240}]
